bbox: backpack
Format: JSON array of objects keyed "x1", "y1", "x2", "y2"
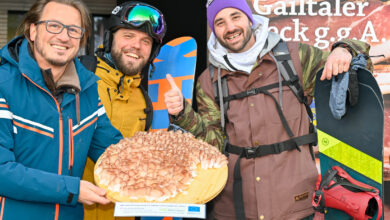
[{"x1": 209, "y1": 40, "x2": 317, "y2": 152}]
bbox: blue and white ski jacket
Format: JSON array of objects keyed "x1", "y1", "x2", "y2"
[{"x1": 0, "y1": 37, "x2": 122, "y2": 220}]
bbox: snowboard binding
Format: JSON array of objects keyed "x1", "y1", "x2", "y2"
[{"x1": 312, "y1": 166, "x2": 382, "y2": 220}]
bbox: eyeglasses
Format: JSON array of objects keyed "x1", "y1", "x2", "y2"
[
  {"x1": 206, "y1": 0, "x2": 214, "y2": 8},
  {"x1": 35, "y1": 20, "x2": 85, "y2": 39},
  {"x1": 121, "y1": 4, "x2": 166, "y2": 42}
]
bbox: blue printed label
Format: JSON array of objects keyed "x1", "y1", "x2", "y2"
[{"x1": 188, "y1": 206, "x2": 200, "y2": 212}]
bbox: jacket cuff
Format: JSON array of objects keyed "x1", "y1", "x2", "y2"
[
  {"x1": 63, "y1": 176, "x2": 80, "y2": 206},
  {"x1": 331, "y1": 42, "x2": 353, "y2": 55},
  {"x1": 331, "y1": 39, "x2": 373, "y2": 71},
  {"x1": 331, "y1": 39, "x2": 369, "y2": 57},
  {"x1": 169, "y1": 100, "x2": 191, "y2": 126},
  {"x1": 169, "y1": 100, "x2": 185, "y2": 120}
]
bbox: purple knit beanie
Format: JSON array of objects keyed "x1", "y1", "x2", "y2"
[{"x1": 206, "y1": 0, "x2": 254, "y2": 33}]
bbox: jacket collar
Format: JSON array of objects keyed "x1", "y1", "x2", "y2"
[
  {"x1": 56, "y1": 61, "x2": 81, "y2": 92},
  {"x1": 96, "y1": 56, "x2": 142, "y2": 89},
  {"x1": 3, "y1": 37, "x2": 97, "y2": 93},
  {"x1": 211, "y1": 53, "x2": 277, "y2": 88},
  {"x1": 210, "y1": 31, "x2": 281, "y2": 84}
]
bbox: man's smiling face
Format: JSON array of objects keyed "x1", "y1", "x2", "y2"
[
  {"x1": 213, "y1": 7, "x2": 255, "y2": 53},
  {"x1": 111, "y1": 28, "x2": 153, "y2": 75},
  {"x1": 29, "y1": 1, "x2": 82, "y2": 67}
]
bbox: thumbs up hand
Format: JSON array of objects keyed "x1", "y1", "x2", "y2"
[{"x1": 164, "y1": 74, "x2": 184, "y2": 116}]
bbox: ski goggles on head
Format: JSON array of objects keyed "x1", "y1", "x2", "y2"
[{"x1": 121, "y1": 4, "x2": 166, "y2": 42}]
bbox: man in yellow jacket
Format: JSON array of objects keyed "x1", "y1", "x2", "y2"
[{"x1": 82, "y1": 2, "x2": 167, "y2": 219}]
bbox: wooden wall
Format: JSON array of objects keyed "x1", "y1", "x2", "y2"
[{"x1": 0, "y1": 0, "x2": 116, "y2": 47}]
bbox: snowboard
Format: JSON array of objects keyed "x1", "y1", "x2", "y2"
[
  {"x1": 143, "y1": 37, "x2": 197, "y2": 220},
  {"x1": 315, "y1": 67, "x2": 384, "y2": 219},
  {"x1": 148, "y1": 36, "x2": 197, "y2": 131}
]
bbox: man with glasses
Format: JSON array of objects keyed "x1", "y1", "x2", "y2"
[
  {"x1": 81, "y1": 2, "x2": 167, "y2": 220},
  {"x1": 35, "y1": 20, "x2": 85, "y2": 40},
  {"x1": 0, "y1": 0, "x2": 122, "y2": 219}
]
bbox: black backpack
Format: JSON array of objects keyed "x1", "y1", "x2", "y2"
[{"x1": 210, "y1": 40, "x2": 315, "y2": 142}]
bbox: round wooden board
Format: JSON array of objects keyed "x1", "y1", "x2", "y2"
[{"x1": 94, "y1": 156, "x2": 228, "y2": 204}]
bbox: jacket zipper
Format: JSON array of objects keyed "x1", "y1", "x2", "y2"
[
  {"x1": 68, "y1": 118, "x2": 74, "y2": 176},
  {"x1": 21, "y1": 73, "x2": 63, "y2": 220}
]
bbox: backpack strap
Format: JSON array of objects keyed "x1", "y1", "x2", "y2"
[
  {"x1": 272, "y1": 41, "x2": 313, "y2": 118},
  {"x1": 210, "y1": 41, "x2": 312, "y2": 124},
  {"x1": 79, "y1": 55, "x2": 97, "y2": 73},
  {"x1": 272, "y1": 40, "x2": 317, "y2": 148},
  {"x1": 209, "y1": 65, "x2": 228, "y2": 131},
  {"x1": 140, "y1": 85, "x2": 153, "y2": 131},
  {"x1": 272, "y1": 41, "x2": 305, "y2": 103}
]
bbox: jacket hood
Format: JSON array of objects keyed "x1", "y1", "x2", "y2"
[
  {"x1": 0, "y1": 36, "x2": 25, "y2": 66},
  {"x1": 96, "y1": 56, "x2": 142, "y2": 88},
  {"x1": 208, "y1": 15, "x2": 281, "y2": 72}
]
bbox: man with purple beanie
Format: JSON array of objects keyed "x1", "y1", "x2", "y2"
[{"x1": 164, "y1": 0, "x2": 372, "y2": 219}]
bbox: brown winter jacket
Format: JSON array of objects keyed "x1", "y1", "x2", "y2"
[{"x1": 171, "y1": 38, "x2": 371, "y2": 220}]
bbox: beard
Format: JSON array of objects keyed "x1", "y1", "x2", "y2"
[
  {"x1": 34, "y1": 32, "x2": 75, "y2": 67},
  {"x1": 217, "y1": 24, "x2": 253, "y2": 53},
  {"x1": 111, "y1": 47, "x2": 148, "y2": 76}
]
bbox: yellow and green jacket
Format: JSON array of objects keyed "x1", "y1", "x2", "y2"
[{"x1": 82, "y1": 55, "x2": 152, "y2": 220}]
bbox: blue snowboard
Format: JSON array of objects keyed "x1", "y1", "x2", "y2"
[{"x1": 148, "y1": 36, "x2": 197, "y2": 131}]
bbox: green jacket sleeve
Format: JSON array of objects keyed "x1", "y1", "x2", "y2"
[
  {"x1": 170, "y1": 81, "x2": 225, "y2": 151},
  {"x1": 299, "y1": 39, "x2": 372, "y2": 97}
]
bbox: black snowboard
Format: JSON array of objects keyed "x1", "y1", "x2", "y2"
[{"x1": 315, "y1": 68, "x2": 384, "y2": 219}]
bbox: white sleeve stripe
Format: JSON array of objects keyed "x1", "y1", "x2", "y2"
[
  {"x1": 13, "y1": 115, "x2": 54, "y2": 132},
  {"x1": 72, "y1": 108, "x2": 100, "y2": 130},
  {"x1": 0, "y1": 98, "x2": 6, "y2": 103},
  {"x1": 0, "y1": 110, "x2": 13, "y2": 119},
  {"x1": 97, "y1": 106, "x2": 106, "y2": 116}
]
